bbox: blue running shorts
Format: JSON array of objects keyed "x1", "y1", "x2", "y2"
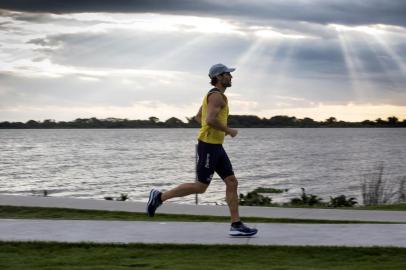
[{"x1": 196, "y1": 140, "x2": 234, "y2": 184}]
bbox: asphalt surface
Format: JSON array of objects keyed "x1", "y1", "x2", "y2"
[{"x1": 1, "y1": 219, "x2": 406, "y2": 247}]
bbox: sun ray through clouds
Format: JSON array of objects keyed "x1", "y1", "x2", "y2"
[
  {"x1": 367, "y1": 33, "x2": 406, "y2": 75},
  {"x1": 234, "y1": 39, "x2": 267, "y2": 68},
  {"x1": 358, "y1": 33, "x2": 400, "y2": 90},
  {"x1": 262, "y1": 39, "x2": 297, "y2": 98},
  {"x1": 334, "y1": 26, "x2": 371, "y2": 102},
  {"x1": 141, "y1": 35, "x2": 208, "y2": 70},
  {"x1": 334, "y1": 24, "x2": 406, "y2": 107}
]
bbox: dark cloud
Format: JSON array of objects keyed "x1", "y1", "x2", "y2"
[
  {"x1": 27, "y1": 38, "x2": 51, "y2": 46},
  {"x1": 0, "y1": 21, "x2": 11, "y2": 30},
  {"x1": 27, "y1": 37, "x2": 61, "y2": 47},
  {"x1": 1, "y1": 0, "x2": 406, "y2": 27},
  {"x1": 2, "y1": 9, "x2": 109, "y2": 27},
  {"x1": 0, "y1": 0, "x2": 204, "y2": 14}
]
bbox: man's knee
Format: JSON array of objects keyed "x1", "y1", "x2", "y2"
[
  {"x1": 224, "y1": 175, "x2": 238, "y2": 189},
  {"x1": 195, "y1": 182, "x2": 209, "y2": 194}
]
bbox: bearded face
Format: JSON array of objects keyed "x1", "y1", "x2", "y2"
[{"x1": 219, "y1": 72, "x2": 232, "y2": 88}]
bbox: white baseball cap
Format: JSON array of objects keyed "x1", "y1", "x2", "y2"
[{"x1": 208, "y1": 63, "x2": 236, "y2": 78}]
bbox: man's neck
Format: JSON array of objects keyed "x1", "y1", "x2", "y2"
[{"x1": 214, "y1": 85, "x2": 226, "y2": 94}]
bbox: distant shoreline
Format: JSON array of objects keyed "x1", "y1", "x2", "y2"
[
  {"x1": 1, "y1": 127, "x2": 405, "y2": 129},
  {"x1": 1, "y1": 115, "x2": 405, "y2": 128}
]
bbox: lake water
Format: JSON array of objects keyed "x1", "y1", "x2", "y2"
[{"x1": 1, "y1": 128, "x2": 405, "y2": 205}]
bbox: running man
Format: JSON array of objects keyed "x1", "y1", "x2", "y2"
[{"x1": 147, "y1": 63, "x2": 258, "y2": 237}]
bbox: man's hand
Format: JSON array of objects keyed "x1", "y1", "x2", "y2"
[{"x1": 226, "y1": 128, "x2": 238, "y2": 138}]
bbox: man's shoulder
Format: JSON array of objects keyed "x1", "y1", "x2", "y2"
[
  {"x1": 206, "y1": 90, "x2": 226, "y2": 105},
  {"x1": 207, "y1": 88, "x2": 226, "y2": 97}
]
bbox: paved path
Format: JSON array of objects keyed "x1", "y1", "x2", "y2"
[
  {"x1": 1, "y1": 195, "x2": 406, "y2": 222},
  {"x1": 1, "y1": 195, "x2": 406, "y2": 247},
  {"x1": 1, "y1": 219, "x2": 406, "y2": 247}
]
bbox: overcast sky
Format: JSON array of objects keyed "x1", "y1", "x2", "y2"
[{"x1": 1, "y1": 0, "x2": 406, "y2": 122}]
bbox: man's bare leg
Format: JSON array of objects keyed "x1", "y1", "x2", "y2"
[
  {"x1": 224, "y1": 175, "x2": 240, "y2": 222},
  {"x1": 161, "y1": 181, "x2": 208, "y2": 202}
]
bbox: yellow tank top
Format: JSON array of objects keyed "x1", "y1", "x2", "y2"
[{"x1": 197, "y1": 89, "x2": 229, "y2": 144}]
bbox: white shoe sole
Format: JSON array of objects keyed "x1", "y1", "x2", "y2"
[{"x1": 229, "y1": 230, "x2": 258, "y2": 237}]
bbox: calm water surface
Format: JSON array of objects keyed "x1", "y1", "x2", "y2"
[{"x1": 1, "y1": 128, "x2": 405, "y2": 205}]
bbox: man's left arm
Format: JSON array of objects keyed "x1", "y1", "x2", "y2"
[{"x1": 194, "y1": 106, "x2": 202, "y2": 124}]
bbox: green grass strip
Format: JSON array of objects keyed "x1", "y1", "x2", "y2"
[
  {"x1": 0, "y1": 241, "x2": 405, "y2": 270},
  {"x1": 0, "y1": 205, "x2": 402, "y2": 224},
  {"x1": 275, "y1": 203, "x2": 406, "y2": 211}
]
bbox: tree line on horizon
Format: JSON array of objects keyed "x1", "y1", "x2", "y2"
[{"x1": 0, "y1": 115, "x2": 405, "y2": 128}]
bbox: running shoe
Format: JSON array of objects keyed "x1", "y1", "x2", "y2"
[
  {"x1": 229, "y1": 223, "x2": 258, "y2": 237},
  {"x1": 146, "y1": 189, "x2": 162, "y2": 217}
]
